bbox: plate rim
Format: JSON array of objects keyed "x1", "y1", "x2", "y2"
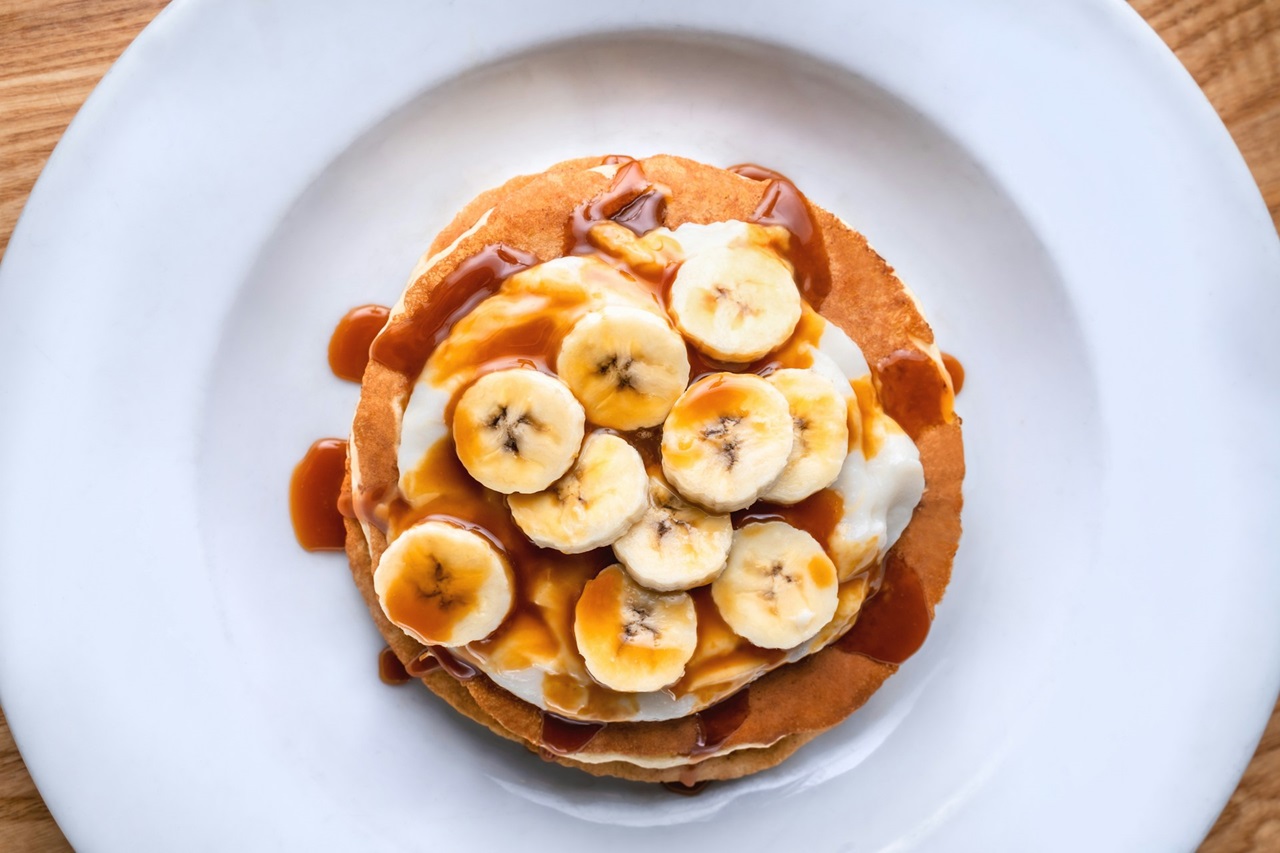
[{"x1": 1, "y1": 0, "x2": 1278, "y2": 849}]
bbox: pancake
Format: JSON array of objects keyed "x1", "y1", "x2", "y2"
[{"x1": 342, "y1": 155, "x2": 964, "y2": 783}]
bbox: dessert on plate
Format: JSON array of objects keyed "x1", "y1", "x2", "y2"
[{"x1": 327, "y1": 154, "x2": 963, "y2": 783}]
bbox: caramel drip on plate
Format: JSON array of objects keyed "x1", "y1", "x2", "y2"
[
  {"x1": 289, "y1": 438, "x2": 348, "y2": 551},
  {"x1": 378, "y1": 646, "x2": 411, "y2": 685},
  {"x1": 329, "y1": 304, "x2": 390, "y2": 382}
]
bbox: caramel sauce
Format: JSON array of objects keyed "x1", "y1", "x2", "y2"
[
  {"x1": 684, "y1": 345, "x2": 745, "y2": 383},
  {"x1": 875, "y1": 349, "x2": 952, "y2": 440},
  {"x1": 289, "y1": 438, "x2": 348, "y2": 551},
  {"x1": 328, "y1": 304, "x2": 391, "y2": 382},
  {"x1": 645, "y1": 255, "x2": 682, "y2": 308},
  {"x1": 672, "y1": 588, "x2": 784, "y2": 699},
  {"x1": 941, "y1": 351, "x2": 965, "y2": 395},
  {"x1": 405, "y1": 648, "x2": 442, "y2": 677},
  {"x1": 466, "y1": 313, "x2": 561, "y2": 375},
  {"x1": 663, "y1": 780, "x2": 712, "y2": 796},
  {"x1": 568, "y1": 159, "x2": 664, "y2": 253},
  {"x1": 616, "y1": 427, "x2": 663, "y2": 469},
  {"x1": 405, "y1": 646, "x2": 476, "y2": 680},
  {"x1": 731, "y1": 163, "x2": 832, "y2": 310},
  {"x1": 382, "y1": 546, "x2": 492, "y2": 644},
  {"x1": 378, "y1": 646, "x2": 411, "y2": 685},
  {"x1": 692, "y1": 688, "x2": 751, "y2": 756},
  {"x1": 539, "y1": 712, "x2": 605, "y2": 756},
  {"x1": 836, "y1": 552, "x2": 931, "y2": 665},
  {"x1": 352, "y1": 480, "x2": 395, "y2": 535},
  {"x1": 728, "y1": 163, "x2": 788, "y2": 183},
  {"x1": 393, "y1": 438, "x2": 516, "y2": 543},
  {"x1": 611, "y1": 190, "x2": 668, "y2": 236},
  {"x1": 665, "y1": 373, "x2": 755, "y2": 431},
  {"x1": 397, "y1": 438, "x2": 631, "y2": 717},
  {"x1": 849, "y1": 376, "x2": 883, "y2": 458},
  {"x1": 746, "y1": 304, "x2": 824, "y2": 375},
  {"x1": 684, "y1": 302, "x2": 824, "y2": 382},
  {"x1": 300, "y1": 157, "x2": 959, "y2": 731},
  {"x1": 369, "y1": 244, "x2": 539, "y2": 379},
  {"x1": 433, "y1": 647, "x2": 479, "y2": 680},
  {"x1": 733, "y1": 489, "x2": 845, "y2": 549}
]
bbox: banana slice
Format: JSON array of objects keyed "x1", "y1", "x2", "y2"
[
  {"x1": 613, "y1": 475, "x2": 733, "y2": 592},
  {"x1": 373, "y1": 521, "x2": 515, "y2": 647},
  {"x1": 661, "y1": 372, "x2": 794, "y2": 513},
  {"x1": 759, "y1": 368, "x2": 851, "y2": 504},
  {"x1": 508, "y1": 432, "x2": 648, "y2": 553},
  {"x1": 573, "y1": 564, "x2": 698, "y2": 692},
  {"x1": 555, "y1": 306, "x2": 691, "y2": 430},
  {"x1": 667, "y1": 244, "x2": 801, "y2": 362},
  {"x1": 711, "y1": 521, "x2": 839, "y2": 649},
  {"x1": 452, "y1": 368, "x2": 586, "y2": 495}
]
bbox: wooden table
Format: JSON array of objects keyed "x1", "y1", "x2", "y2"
[{"x1": 1, "y1": 0, "x2": 1277, "y2": 849}]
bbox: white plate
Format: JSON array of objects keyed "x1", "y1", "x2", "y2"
[{"x1": 2, "y1": 0, "x2": 1278, "y2": 849}]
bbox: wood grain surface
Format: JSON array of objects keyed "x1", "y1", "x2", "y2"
[{"x1": 1, "y1": 0, "x2": 1277, "y2": 849}]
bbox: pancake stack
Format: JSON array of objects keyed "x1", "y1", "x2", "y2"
[{"x1": 342, "y1": 155, "x2": 964, "y2": 783}]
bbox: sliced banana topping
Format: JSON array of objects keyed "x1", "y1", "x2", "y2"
[
  {"x1": 573, "y1": 564, "x2": 698, "y2": 692},
  {"x1": 452, "y1": 368, "x2": 586, "y2": 495},
  {"x1": 759, "y1": 368, "x2": 851, "y2": 505},
  {"x1": 374, "y1": 211, "x2": 939, "y2": 721},
  {"x1": 508, "y1": 432, "x2": 648, "y2": 554},
  {"x1": 667, "y1": 244, "x2": 801, "y2": 362},
  {"x1": 373, "y1": 521, "x2": 515, "y2": 647},
  {"x1": 711, "y1": 521, "x2": 839, "y2": 650},
  {"x1": 556, "y1": 306, "x2": 691, "y2": 430},
  {"x1": 661, "y1": 373, "x2": 794, "y2": 513},
  {"x1": 613, "y1": 475, "x2": 733, "y2": 592}
]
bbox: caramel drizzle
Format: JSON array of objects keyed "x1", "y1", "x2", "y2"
[
  {"x1": 538, "y1": 712, "x2": 606, "y2": 757},
  {"x1": 691, "y1": 688, "x2": 751, "y2": 756},
  {"x1": 369, "y1": 243, "x2": 539, "y2": 379},
  {"x1": 329, "y1": 304, "x2": 391, "y2": 382},
  {"x1": 567, "y1": 157, "x2": 667, "y2": 254},
  {"x1": 731, "y1": 163, "x2": 833, "y2": 309},
  {"x1": 406, "y1": 646, "x2": 475, "y2": 680},
  {"x1": 303, "y1": 159, "x2": 951, "y2": 760},
  {"x1": 288, "y1": 438, "x2": 349, "y2": 551},
  {"x1": 835, "y1": 553, "x2": 931, "y2": 665},
  {"x1": 378, "y1": 646, "x2": 411, "y2": 685}
]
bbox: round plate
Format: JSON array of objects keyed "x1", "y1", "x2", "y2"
[{"x1": 2, "y1": 0, "x2": 1278, "y2": 849}]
